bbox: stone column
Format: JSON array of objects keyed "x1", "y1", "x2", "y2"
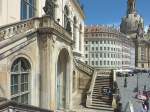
[{"x1": 38, "y1": 32, "x2": 54, "y2": 110}]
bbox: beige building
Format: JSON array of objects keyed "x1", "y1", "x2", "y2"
[
  {"x1": 0, "y1": 0, "x2": 93, "y2": 111},
  {"x1": 84, "y1": 25, "x2": 135, "y2": 70}
]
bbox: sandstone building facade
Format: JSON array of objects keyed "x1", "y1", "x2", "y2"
[{"x1": 0, "y1": 0, "x2": 91, "y2": 111}]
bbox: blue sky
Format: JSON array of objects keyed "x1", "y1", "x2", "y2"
[{"x1": 80, "y1": 0, "x2": 150, "y2": 27}]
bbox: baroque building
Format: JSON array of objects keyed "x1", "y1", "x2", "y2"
[
  {"x1": 120, "y1": 0, "x2": 150, "y2": 69},
  {"x1": 84, "y1": 25, "x2": 135, "y2": 70},
  {"x1": 0, "y1": 0, "x2": 93, "y2": 111}
]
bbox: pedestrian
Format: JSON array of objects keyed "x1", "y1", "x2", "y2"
[
  {"x1": 144, "y1": 85, "x2": 147, "y2": 91},
  {"x1": 139, "y1": 101, "x2": 147, "y2": 112},
  {"x1": 144, "y1": 94, "x2": 149, "y2": 112},
  {"x1": 124, "y1": 77, "x2": 127, "y2": 88},
  {"x1": 148, "y1": 72, "x2": 150, "y2": 78}
]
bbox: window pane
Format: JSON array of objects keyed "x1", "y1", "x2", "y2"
[
  {"x1": 12, "y1": 96, "x2": 19, "y2": 102},
  {"x1": 29, "y1": 6, "x2": 33, "y2": 18},
  {"x1": 21, "y1": 0, "x2": 27, "y2": 19},
  {"x1": 21, "y1": 94, "x2": 28, "y2": 104},
  {"x1": 11, "y1": 85, "x2": 18, "y2": 95}
]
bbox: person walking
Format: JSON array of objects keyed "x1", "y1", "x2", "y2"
[
  {"x1": 139, "y1": 102, "x2": 147, "y2": 112},
  {"x1": 144, "y1": 94, "x2": 149, "y2": 112},
  {"x1": 124, "y1": 77, "x2": 127, "y2": 88}
]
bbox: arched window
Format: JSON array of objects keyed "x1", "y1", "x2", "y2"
[
  {"x1": 79, "y1": 24, "x2": 82, "y2": 51},
  {"x1": 73, "y1": 71, "x2": 76, "y2": 92},
  {"x1": 64, "y1": 5, "x2": 71, "y2": 33},
  {"x1": 11, "y1": 57, "x2": 31, "y2": 104},
  {"x1": 73, "y1": 16, "x2": 77, "y2": 48},
  {"x1": 21, "y1": 0, "x2": 36, "y2": 20}
]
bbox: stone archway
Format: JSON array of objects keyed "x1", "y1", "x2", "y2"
[{"x1": 56, "y1": 48, "x2": 70, "y2": 109}]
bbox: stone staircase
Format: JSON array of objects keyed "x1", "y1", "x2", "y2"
[{"x1": 86, "y1": 71, "x2": 114, "y2": 112}]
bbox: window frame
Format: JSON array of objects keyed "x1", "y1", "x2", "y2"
[
  {"x1": 11, "y1": 58, "x2": 31, "y2": 104},
  {"x1": 21, "y1": 0, "x2": 36, "y2": 20}
]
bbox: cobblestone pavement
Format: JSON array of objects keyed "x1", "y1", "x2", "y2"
[{"x1": 117, "y1": 73, "x2": 150, "y2": 112}]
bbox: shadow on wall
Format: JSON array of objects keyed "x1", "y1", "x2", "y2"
[{"x1": 0, "y1": 85, "x2": 5, "y2": 97}]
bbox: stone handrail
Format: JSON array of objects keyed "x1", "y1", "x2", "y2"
[
  {"x1": 86, "y1": 70, "x2": 97, "y2": 107},
  {"x1": 0, "y1": 16, "x2": 72, "y2": 44},
  {"x1": 0, "y1": 19, "x2": 35, "y2": 41},
  {"x1": 75, "y1": 59, "x2": 94, "y2": 75},
  {"x1": 112, "y1": 70, "x2": 121, "y2": 110}
]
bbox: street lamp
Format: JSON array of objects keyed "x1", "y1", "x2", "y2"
[{"x1": 134, "y1": 69, "x2": 139, "y2": 92}]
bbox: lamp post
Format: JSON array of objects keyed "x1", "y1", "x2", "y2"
[{"x1": 136, "y1": 72, "x2": 139, "y2": 92}]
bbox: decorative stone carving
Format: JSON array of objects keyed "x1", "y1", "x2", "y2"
[
  {"x1": 43, "y1": 0, "x2": 55, "y2": 19},
  {"x1": 66, "y1": 21, "x2": 72, "y2": 34}
]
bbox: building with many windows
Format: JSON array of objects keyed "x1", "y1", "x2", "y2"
[{"x1": 84, "y1": 25, "x2": 135, "y2": 70}]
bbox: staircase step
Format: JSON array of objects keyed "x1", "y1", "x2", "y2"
[
  {"x1": 88, "y1": 106, "x2": 114, "y2": 111},
  {"x1": 96, "y1": 77, "x2": 112, "y2": 80},
  {"x1": 92, "y1": 99, "x2": 112, "y2": 104},
  {"x1": 91, "y1": 103, "x2": 112, "y2": 108},
  {"x1": 95, "y1": 79, "x2": 112, "y2": 81},
  {"x1": 95, "y1": 81, "x2": 112, "y2": 83}
]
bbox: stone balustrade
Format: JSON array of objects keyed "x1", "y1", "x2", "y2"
[
  {"x1": 0, "y1": 19, "x2": 34, "y2": 41},
  {"x1": 86, "y1": 70, "x2": 97, "y2": 107},
  {"x1": 75, "y1": 59, "x2": 94, "y2": 75},
  {"x1": 0, "y1": 16, "x2": 72, "y2": 44}
]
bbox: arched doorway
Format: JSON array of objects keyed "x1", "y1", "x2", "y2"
[{"x1": 57, "y1": 48, "x2": 70, "y2": 109}]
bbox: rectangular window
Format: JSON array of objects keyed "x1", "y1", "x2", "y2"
[
  {"x1": 104, "y1": 40, "x2": 106, "y2": 44},
  {"x1": 96, "y1": 53, "x2": 98, "y2": 58},
  {"x1": 92, "y1": 53, "x2": 94, "y2": 58},
  {"x1": 96, "y1": 47, "x2": 98, "y2": 51},
  {"x1": 108, "y1": 53, "x2": 110, "y2": 58},
  {"x1": 92, "y1": 41, "x2": 94, "y2": 44},
  {"x1": 85, "y1": 54, "x2": 88, "y2": 58},
  {"x1": 85, "y1": 47, "x2": 88, "y2": 51},
  {"x1": 92, "y1": 61, "x2": 94, "y2": 65},
  {"x1": 100, "y1": 47, "x2": 102, "y2": 50},
  {"x1": 100, "y1": 41, "x2": 102, "y2": 44},
  {"x1": 100, "y1": 61, "x2": 102, "y2": 65},
  {"x1": 85, "y1": 61, "x2": 88, "y2": 64},
  {"x1": 107, "y1": 47, "x2": 110, "y2": 50},
  {"x1": 85, "y1": 41, "x2": 88, "y2": 44},
  {"x1": 96, "y1": 61, "x2": 98, "y2": 65},
  {"x1": 107, "y1": 61, "x2": 109, "y2": 65},
  {"x1": 100, "y1": 53, "x2": 102, "y2": 58},
  {"x1": 21, "y1": 0, "x2": 35, "y2": 20},
  {"x1": 104, "y1": 61, "x2": 106, "y2": 65},
  {"x1": 92, "y1": 47, "x2": 94, "y2": 51}
]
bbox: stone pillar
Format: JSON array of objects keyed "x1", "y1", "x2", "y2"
[{"x1": 38, "y1": 32, "x2": 55, "y2": 110}]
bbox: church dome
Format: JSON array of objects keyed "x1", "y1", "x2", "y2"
[
  {"x1": 120, "y1": 13, "x2": 144, "y2": 34},
  {"x1": 120, "y1": 0, "x2": 144, "y2": 35}
]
